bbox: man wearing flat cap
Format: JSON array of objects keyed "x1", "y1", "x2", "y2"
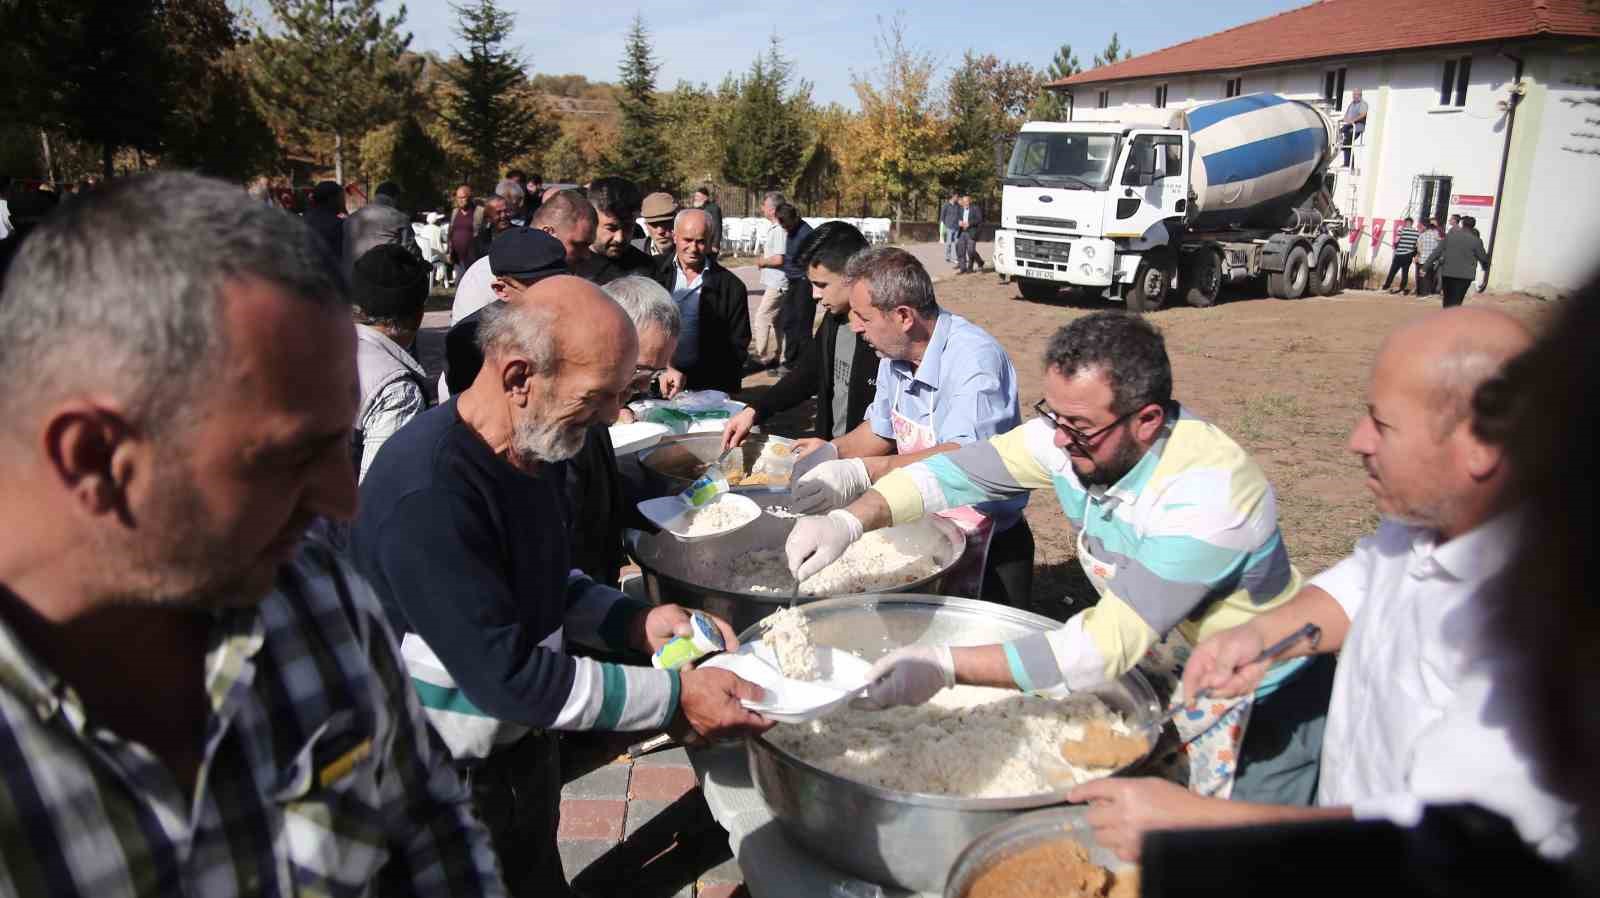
[
  {"x1": 641, "y1": 191, "x2": 678, "y2": 257},
  {"x1": 352, "y1": 245, "x2": 435, "y2": 482},
  {"x1": 443, "y1": 227, "x2": 568, "y2": 396}
]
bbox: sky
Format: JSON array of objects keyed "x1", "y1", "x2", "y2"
[{"x1": 240, "y1": 1, "x2": 1312, "y2": 108}]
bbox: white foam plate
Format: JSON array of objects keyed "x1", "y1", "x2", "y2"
[
  {"x1": 702, "y1": 641, "x2": 874, "y2": 723},
  {"x1": 609, "y1": 421, "x2": 672, "y2": 456},
  {"x1": 637, "y1": 492, "x2": 761, "y2": 542}
]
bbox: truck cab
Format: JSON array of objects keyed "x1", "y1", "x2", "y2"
[{"x1": 994, "y1": 121, "x2": 1190, "y2": 302}]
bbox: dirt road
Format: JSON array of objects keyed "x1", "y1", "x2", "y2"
[{"x1": 744, "y1": 273, "x2": 1548, "y2": 619}]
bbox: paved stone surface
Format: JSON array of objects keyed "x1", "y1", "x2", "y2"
[
  {"x1": 564, "y1": 762, "x2": 631, "y2": 799},
  {"x1": 623, "y1": 798, "x2": 674, "y2": 839},
  {"x1": 633, "y1": 745, "x2": 691, "y2": 768},
  {"x1": 629, "y1": 765, "x2": 699, "y2": 801},
  {"x1": 557, "y1": 798, "x2": 626, "y2": 841}
]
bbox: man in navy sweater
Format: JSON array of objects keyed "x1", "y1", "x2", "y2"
[{"x1": 353, "y1": 275, "x2": 770, "y2": 896}]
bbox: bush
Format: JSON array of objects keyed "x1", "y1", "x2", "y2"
[{"x1": 1344, "y1": 261, "x2": 1376, "y2": 290}]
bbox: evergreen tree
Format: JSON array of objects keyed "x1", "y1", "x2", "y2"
[
  {"x1": 722, "y1": 35, "x2": 809, "y2": 201},
  {"x1": 442, "y1": 0, "x2": 551, "y2": 186},
  {"x1": 1030, "y1": 44, "x2": 1081, "y2": 121},
  {"x1": 946, "y1": 52, "x2": 1000, "y2": 197},
  {"x1": 1093, "y1": 33, "x2": 1132, "y2": 69},
  {"x1": 603, "y1": 14, "x2": 671, "y2": 190},
  {"x1": 388, "y1": 115, "x2": 449, "y2": 212},
  {"x1": 251, "y1": 0, "x2": 419, "y2": 184}
]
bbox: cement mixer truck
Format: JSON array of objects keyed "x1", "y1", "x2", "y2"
[{"x1": 992, "y1": 93, "x2": 1348, "y2": 310}]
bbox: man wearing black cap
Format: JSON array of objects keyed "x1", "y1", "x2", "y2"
[
  {"x1": 574, "y1": 176, "x2": 655, "y2": 285},
  {"x1": 352, "y1": 245, "x2": 435, "y2": 482},
  {"x1": 443, "y1": 227, "x2": 568, "y2": 396}
]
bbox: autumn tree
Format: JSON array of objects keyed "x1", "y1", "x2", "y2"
[
  {"x1": 1030, "y1": 44, "x2": 1080, "y2": 121},
  {"x1": 659, "y1": 81, "x2": 733, "y2": 194},
  {"x1": 723, "y1": 36, "x2": 810, "y2": 205},
  {"x1": 600, "y1": 15, "x2": 672, "y2": 190},
  {"x1": 443, "y1": 0, "x2": 553, "y2": 186},
  {"x1": 849, "y1": 16, "x2": 955, "y2": 226},
  {"x1": 251, "y1": 0, "x2": 420, "y2": 183}
]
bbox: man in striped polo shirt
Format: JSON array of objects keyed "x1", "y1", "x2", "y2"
[
  {"x1": 1384, "y1": 216, "x2": 1421, "y2": 294},
  {"x1": 786, "y1": 312, "x2": 1334, "y2": 804}
]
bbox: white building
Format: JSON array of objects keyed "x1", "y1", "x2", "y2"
[{"x1": 1051, "y1": 0, "x2": 1600, "y2": 297}]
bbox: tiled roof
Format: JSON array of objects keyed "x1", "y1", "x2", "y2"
[{"x1": 1055, "y1": 0, "x2": 1600, "y2": 87}]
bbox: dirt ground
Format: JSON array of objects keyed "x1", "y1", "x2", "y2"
[{"x1": 742, "y1": 276, "x2": 1549, "y2": 621}]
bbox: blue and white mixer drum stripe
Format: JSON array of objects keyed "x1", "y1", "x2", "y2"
[{"x1": 1175, "y1": 93, "x2": 1334, "y2": 229}]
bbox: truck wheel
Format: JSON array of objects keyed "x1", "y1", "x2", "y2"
[
  {"x1": 1183, "y1": 250, "x2": 1223, "y2": 308},
  {"x1": 1016, "y1": 278, "x2": 1059, "y2": 302},
  {"x1": 1311, "y1": 244, "x2": 1342, "y2": 296},
  {"x1": 1126, "y1": 258, "x2": 1173, "y2": 312},
  {"x1": 1268, "y1": 245, "x2": 1311, "y2": 299}
]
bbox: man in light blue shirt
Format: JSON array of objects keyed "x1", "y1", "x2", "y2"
[{"x1": 788, "y1": 247, "x2": 1035, "y2": 607}]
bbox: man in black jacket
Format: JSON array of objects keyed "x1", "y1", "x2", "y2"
[
  {"x1": 956, "y1": 194, "x2": 984, "y2": 273},
  {"x1": 721, "y1": 221, "x2": 877, "y2": 448},
  {"x1": 653, "y1": 208, "x2": 750, "y2": 396},
  {"x1": 574, "y1": 176, "x2": 655, "y2": 285}
]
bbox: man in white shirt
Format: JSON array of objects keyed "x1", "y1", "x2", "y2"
[
  {"x1": 1068, "y1": 307, "x2": 1577, "y2": 862},
  {"x1": 751, "y1": 191, "x2": 790, "y2": 370}
]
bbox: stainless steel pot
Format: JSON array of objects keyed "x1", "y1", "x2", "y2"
[
  {"x1": 623, "y1": 491, "x2": 966, "y2": 634},
  {"x1": 636, "y1": 432, "x2": 797, "y2": 496},
  {"x1": 740, "y1": 594, "x2": 1161, "y2": 894}
]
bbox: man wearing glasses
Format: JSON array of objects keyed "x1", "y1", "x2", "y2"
[{"x1": 786, "y1": 311, "x2": 1333, "y2": 806}]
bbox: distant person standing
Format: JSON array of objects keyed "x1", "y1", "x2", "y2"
[
  {"x1": 1414, "y1": 218, "x2": 1442, "y2": 297},
  {"x1": 1424, "y1": 215, "x2": 1490, "y2": 308},
  {"x1": 448, "y1": 183, "x2": 482, "y2": 281},
  {"x1": 641, "y1": 191, "x2": 678, "y2": 256},
  {"x1": 526, "y1": 172, "x2": 545, "y2": 217},
  {"x1": 303, "y1": 180, "x2": 346, "y2": 259},
  {"x1": 504, "y1": 169, "x2": 528, "y2": 223},
  {"x1": 1383, "y1": 216, "x2": 1419, "y2": 294},
  {"x1": 777, "y1": 203, "x2": 816, "y2": 373},
  {"x1": 350, "y1": 245, "x2": 434, "y2": 483},
  {"x1": 1340, "y1": 89, "x2": 1367, "y2": 168},
  {"x1": 940, "y1": 191, "x2": 961, "y2": 265},
  {"x1": 342, "y1": 180, "x2": 419, "y2": 277},
  {"x1": 956, "y1": 195, "x2": 984, "y2": 274},
  {"x1": 692, "y1": 185, "x2": 724, "y2": 253},
  {"x1": 495, "y1": 178, "x2": 528, "y2": 228},
  {"x1": 751, "y1": 191, "x2": 790, "y2": 371},
  {"x1": 574, "y1": 176, "x2": 654, "y2": 285}
]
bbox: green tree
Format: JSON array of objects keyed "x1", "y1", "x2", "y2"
[
  {"x1": 1092, "y1": 33, "x2": 1133, "y2": 69},
  {"x1": 849, "y1": 15, "x2": 955, "y2": 226},
  {"x1": 722, "y1": 35, "x2": 810, "y2": 202},
  {"x1": 251, "y1": 0, "x2": 420, "y2": 184},
  {"x1": 1030, "y1": 44, "x2": 1080, "y2": 121},
  {"x1": 946, "y1": 52, "x2": 1001, "y2": 198},
  {"x1": 388, "y1": 116, "x2": 449, "y2": 211},
  {"x1": 441, "y1": 0, "x2": 552, "y2": 186},
  {"x1": 659, "y1": 81, "x2": 731, "y2": 194},
  {"x1": 603, "y1": 14, "x2": 671, "y2": 190},
  {"x1": 163, "y1": 51, "x2": 282, "y2": 181}
]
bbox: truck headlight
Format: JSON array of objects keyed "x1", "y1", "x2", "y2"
[{"x1": 1081, "y1": 245, "x2": 1096, "y2": 260}]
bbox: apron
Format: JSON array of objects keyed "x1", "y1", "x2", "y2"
[
  {"x1": 1076, "y1": 525, "x2": 1252, "y2": 799},
  {"x1": 889, "y1": 379, "x2": 995, "y2": 598}
]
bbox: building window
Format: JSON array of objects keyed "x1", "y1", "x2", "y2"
[
  {"x1": 1439, "y1": 56, "x2": 1471, "y2": 107},
  {"x1": 1224, "y1": 77, "x2": 1243, "y2": 98},
  {"x1": 1323, "y1": 67, "x2": 1346, "y2": 110},
  {"x1": 1154, "y1": 84, "x2": 1168, "y2": 108},
  {"x1": 1409, "y1": 174, "x2": 1453, "y2": 225},
  {"x1": 1097, "y1": 89, "x2": 1109, "y2": 109}
]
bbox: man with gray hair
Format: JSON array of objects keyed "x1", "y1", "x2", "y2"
[
  {"x1": 651, "y1": 207, "x2": 750, "y2": 396},
  {"x1": 0, "y1": 172, "x2": 504, "y2": 896},
  {"x1": 785, "y1": 246, "x2": 1035, "y2": 607},
  {"x1": 751, "y1": 190, "x2": 791, "y2": 369},
  {"x1": 342, "y1": 179, "x2": 420, "y2": 276},
  {"x1": 496, "y1": 176, "x2": 527, "y2": 226},
  {"x1": 352, "y1": 275, "x2": 771, "y2": 895}
]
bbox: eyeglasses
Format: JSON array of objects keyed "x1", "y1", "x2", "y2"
[{"x1": 1032, "y1": 399, "x2": 1138, "y2": 453}]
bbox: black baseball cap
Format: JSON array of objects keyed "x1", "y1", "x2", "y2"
[
  {"x1": 351, "y1": 244, "x2": 429, "y2": 319},
  {"x1": 489, "y1": 227, "x2": 568, "y2": 283}
]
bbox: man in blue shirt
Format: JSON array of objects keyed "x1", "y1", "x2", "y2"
[{"x1": 787, "y1": 247, "x2": 1035, "y2": 607}]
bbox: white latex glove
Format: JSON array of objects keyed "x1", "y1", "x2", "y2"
[
  {"x1": 785, "y1": 509, "x2": 864, "y2": 581},
  {"x1": 857, "y1": 645, "x2": 956, "y2": 709},
  {"x1": 788, "y1": 439, "x2": 839, "y2": 484},
  {"x1": 790, "y1": 457, "x2": 871, "y2": 514}
]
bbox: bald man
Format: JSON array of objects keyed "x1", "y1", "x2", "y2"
[
  {"x1": 1066, "y1": 309, "x2": 1577, "y2": 864},
  {"x1": 352, "y1": 276, "x2": 770, "y2": 896}
]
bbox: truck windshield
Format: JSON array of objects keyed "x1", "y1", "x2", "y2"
[{"x1": 1006, "y1": 133, "x2": 1118, "y2": 188}]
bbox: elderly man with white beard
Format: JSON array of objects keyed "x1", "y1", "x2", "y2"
[{"x1": 351, "y1": 276, "x2": 771, "y2": 897}]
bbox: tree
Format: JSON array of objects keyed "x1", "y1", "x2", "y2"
[
  {"x1": 1030, "y1": 44, "x2": 1081, "y2": 121},
  {"x1": 603, "y1": 14, "x2": 672, "y2": 190},
  {"x1": 441, "y1": 0, "x2": 553, "y2": 186},
  {"x1": 251, "y1": 0, "x2": 420, "y2": 184},
  {"x1": 388, "y1": 116, "x2": 449, "y2": 211},
  {"x1": 659, "y1": 81, "x2": 731, "y2": 194},
  {"x1": 848, "y1": 15, "x2": 956, "y2": 226},
  {"x1": 722, "y1": 35, "x2": 810, "y2": 203},
  {"x1": 946, "y1": 52, "x2": 1001, "y2": 198},
  {"x1": 1092, "y1": 33, "x2": 1133, "y2": 69},
  {"x1": 163, "y1": 49, "x2": 282, "y2": 181}
]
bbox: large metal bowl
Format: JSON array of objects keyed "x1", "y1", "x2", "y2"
[
  {"x1": 624, "y1": 491, "x2": 966, "y2": 634},
  {"x1": 636, "y1": 432, "x2": 797, "y2": 496},
  {"x1": 740, "y1": 594, "x2": 1161, "y2": 894}
]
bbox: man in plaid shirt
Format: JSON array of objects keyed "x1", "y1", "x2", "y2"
[
  {"x1": 0, "y1": 173, "x2": 503, "y2": 897},
  {"x1": 1414, "y1": 219, "x2": 1443, "y2": 297}
]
